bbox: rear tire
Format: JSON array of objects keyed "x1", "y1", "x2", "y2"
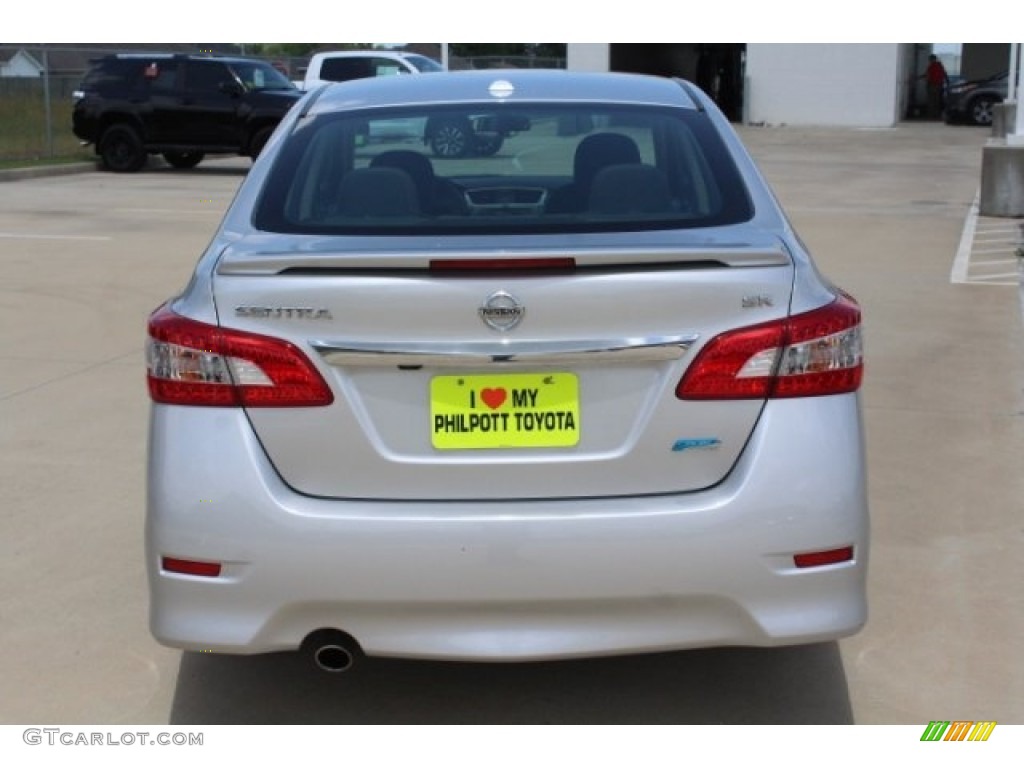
[
  {"x1": 249, "y1": 126, "x2": 274, "y2": 160},
  {"x1": 162, "y1": 151, "x2": 204, "y2": 169},
  {"x1": 99, "y1": 124, "x2": 146, "y2": 173}
]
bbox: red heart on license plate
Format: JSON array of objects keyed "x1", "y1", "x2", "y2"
[{"x1": 480, "y1": 388, "x2": 507, "y2": 410}]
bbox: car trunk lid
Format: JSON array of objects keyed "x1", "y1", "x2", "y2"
[{"x1": 212, "y1": 235, "x2": 794, "y2": 500}]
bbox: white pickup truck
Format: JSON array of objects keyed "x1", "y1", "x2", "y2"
[
  {"x1": 299, "y1": 50, "x2": 444, "y2": 90},
  {"x1": 298, "y1": 51, "x2": 530, "y2": 158}
]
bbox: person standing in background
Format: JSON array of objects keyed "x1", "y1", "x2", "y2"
[{"x1": 924, "y1": 54, "x2": 948, "y2": 119}]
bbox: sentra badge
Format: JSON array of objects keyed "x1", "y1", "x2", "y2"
[{"x1": 235, "y1": 306, "x2": 333, "y2": 320}]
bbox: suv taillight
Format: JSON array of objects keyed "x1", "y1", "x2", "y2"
[
  {"x1": 676, "y1": 294, "x2": 863, "y2": 400},
  {"x1": 146, "y1": 304, "x2": 333, "y2": 407}
]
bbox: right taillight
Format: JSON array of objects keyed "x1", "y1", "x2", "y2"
[
  {"x1": 146, "y1": 304, "x2": 333, "y2": 407},
  {"x1": 676, "y1": 294, "x2": 863, "y2": 400}
]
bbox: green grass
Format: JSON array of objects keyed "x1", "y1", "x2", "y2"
[{"x1": 0, "y1": 86, "x2": 93, "y2": 165}]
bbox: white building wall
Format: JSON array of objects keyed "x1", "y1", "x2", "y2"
[{"x1": 746, "y1": 44, "x2": 903, "y2": 127}]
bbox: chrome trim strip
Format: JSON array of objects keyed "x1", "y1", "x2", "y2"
[
  {"x1": 312, "y1": 335, "x2": 698, "y2": 367},
  {"x1": 216, "y1": 246, "x2": 789, "y2": 275}
]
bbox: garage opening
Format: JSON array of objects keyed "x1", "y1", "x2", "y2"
[
  {"x1": 610, "y1": 44, "x2": 746, "y2": 122},
  {"x1": 904, "y1": 43, "x2": 1013, "y2": 126}
]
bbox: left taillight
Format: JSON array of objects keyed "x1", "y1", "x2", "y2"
[{"x1": 146, "y1": 304, "x2": 333, "y2": 407}]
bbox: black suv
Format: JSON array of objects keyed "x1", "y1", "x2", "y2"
[{"x1": 72, "y1": 54, "x2": 302, "y2": 172}]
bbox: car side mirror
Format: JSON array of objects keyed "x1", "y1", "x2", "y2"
[{"x1": 220, "y1": 81, "x2": 244, "y2": 97}]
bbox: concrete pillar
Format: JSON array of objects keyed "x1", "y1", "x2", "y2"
[
  {"x1": 1009, "y1": 43, "x2": 1021, "y2": 141},
  {"x1": 978, "y1": 44, "x2": 1023, "y2": 217},
  {"x1": 979, "y1": 140, "x2": 1024, "y2": 216},
  {"x1": 992, "y1": 102, "x2": 1017, "y2": 138}
]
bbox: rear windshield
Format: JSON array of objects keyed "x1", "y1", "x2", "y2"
[{"x1": 253, "y1": 103, "x2": 753, "y2": 236}]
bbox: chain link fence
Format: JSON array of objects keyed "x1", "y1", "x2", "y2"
[
  {"x1": 0, "y1": 45, "x2": 565, "y2": 167},
  {"x1": 0, "y1": 46, "x2": 86, "y2": 165},
  {"x1": 456, "y1": 56, "x2": 566, "y2": 70}
]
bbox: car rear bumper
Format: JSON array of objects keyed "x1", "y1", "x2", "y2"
[{"x1": 146, "y1": 395, "x2": 868, "y2": 661}]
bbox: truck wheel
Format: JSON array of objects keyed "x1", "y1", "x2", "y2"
[
  {"x1": 249, "y1": 126, "x2": 275, "y2": 160},
  {"x1": 429, "y1": 118, "x2": 474, "y2": 159},
  {"x1": 99, "y1": 124, "x2": 146, "y2": 173},
  {"x1": 163, "y1": 151, "x2": 204, "y2": 169}
]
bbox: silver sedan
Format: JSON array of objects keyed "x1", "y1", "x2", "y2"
[{"x1": 145, "y1": 70, "x2": 867, "y2": 672}]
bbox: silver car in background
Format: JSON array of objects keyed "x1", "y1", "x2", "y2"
[{"x1": 146, "y1": 70, "x2": 867, "y2": 671}]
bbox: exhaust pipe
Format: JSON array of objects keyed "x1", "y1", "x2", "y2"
[
  {"x1": 314, "y1": 643, "x2": 354, "y2": 673},
  {"x1": 301, "y1": 629, "x2": 363, "y2": 673}
]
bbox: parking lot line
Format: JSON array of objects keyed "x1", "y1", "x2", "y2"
[
  {"x1": 951, "y1": 192, "x2": 1022, "y2": 287},
  {"x1": 0, "y1": 232, "x2": 112, "y2": 241}
]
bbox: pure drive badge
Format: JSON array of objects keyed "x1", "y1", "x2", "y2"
[{"x1": 478, "y1": 291, "x2": 524, "y2": 332}]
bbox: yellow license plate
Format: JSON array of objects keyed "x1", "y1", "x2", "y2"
[{"x1": 431, "y1": 373, "x2": 580, "y2": 450}]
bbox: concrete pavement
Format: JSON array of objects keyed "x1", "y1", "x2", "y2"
[
  {"x1": 740, "y1": 122, "x2": 1024, "y2": 723},
  {"x1": 0, "y1": 123, "x2": 1021, "y2": 723}
]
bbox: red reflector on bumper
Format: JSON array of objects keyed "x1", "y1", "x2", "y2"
[
  {"x1": 162, "y1": 557, "x2": 222, "y2": 578},
  {"x1": 793, "y1": 546, "x2": 854, "y2": 569}
]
